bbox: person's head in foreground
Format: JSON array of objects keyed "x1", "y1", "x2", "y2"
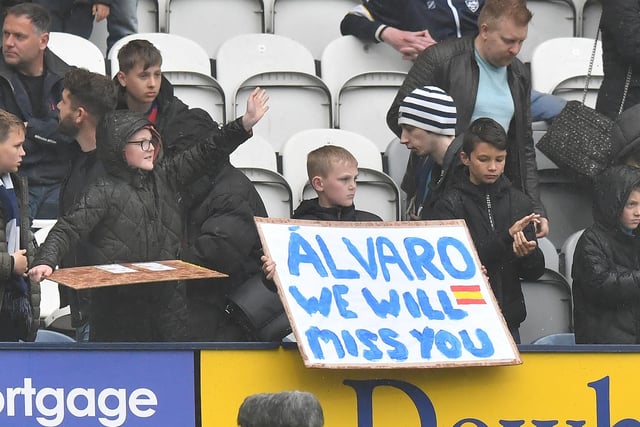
[
  {"x1": 307, "y1": 145, "x2": 359, "y2": 209},
  {"x1": 237, "y1": 391, "x2": 324, "y2": 427},
  {"x1": 460, "y1": 117, "x2": 508, "y2": 186}
]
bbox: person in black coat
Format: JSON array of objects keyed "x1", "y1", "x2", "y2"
[
  {"x1": 29, "y1": 89, "x2": 268, "y2": 342},
  {"x1": 181, "y1": 160, "x2": 268, "y2": 342},
  {"x1": 572, "y1": 165, "x2": 640, "y2": 344},
  {"x1": 596, "y1": 0, "x2": 640, "y2": 120},
  {"x1": 426, "y1": 118, "x2": 544, "y2": 342}
]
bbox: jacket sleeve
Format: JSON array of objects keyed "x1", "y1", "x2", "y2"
[
  {"x1": 340, "y1": 7, "x2": 385, "y2": 42},
  {"x1": 517, "y1": 70, "x2": 545, "y2": 216},
  {"x1": 181, "y1": 192, "x2": 261, "y2": 279},
  {"x1": 162, "y1": 116, "x2": 251, "y2": 187},
  {"x1": 33, "y1": 184, "x2": 111, "y2": 269},
  {"x1": 601, "y1": 0, "x2": 640, "y2": 67},
  {"x1": 572, "y1": 230, "x2": 640, "y2": 307}
]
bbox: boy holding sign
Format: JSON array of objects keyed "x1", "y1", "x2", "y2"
[
  {"x1": 426, "y1": 117, "x2": 544, "y2": 342},
  {"x1": 262, "y1": 145, "x2": 381, "y2": 280}
]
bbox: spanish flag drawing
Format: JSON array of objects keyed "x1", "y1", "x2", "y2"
[{"x1": 450, "y1": 285, "x2": 486, "y2": 305}]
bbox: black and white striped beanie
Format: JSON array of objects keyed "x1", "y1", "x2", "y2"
[{"x1": 398, "y1": 86, "x2": 457, "y2": 135}]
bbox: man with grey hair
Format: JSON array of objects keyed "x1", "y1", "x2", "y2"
[
  {"x1": 237, "y1": 391, "x2": 324, "y2": 427},
  {"x1": 0, "y1": 3, "x2": 73, "y2": 219}
]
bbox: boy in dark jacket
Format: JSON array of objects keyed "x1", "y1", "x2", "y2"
[
  {"x1": 426, "y1": 117, "x2": 544, "y2": 342},
  {"x1": 262, "y1": 145, "x2": 381, "y2": 281},
  {"x1": 292, "y1": 145, "x2": 382, "y2": 222},
  {"x1": 0, "y1": 109, "x2": 39, "y2": 341},
  {"x1": 572, "y1": 165, "x2": 640, "y2": 344},
  {"x1": 29, "y1": 88, "x2": 268, "y2": 342}
]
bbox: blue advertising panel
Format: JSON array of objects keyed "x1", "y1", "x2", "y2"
[{"x1": 0, "y1": 350, "x2": 194, "y2": 427}]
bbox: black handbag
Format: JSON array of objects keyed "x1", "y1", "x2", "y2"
[
  {"x1": 535, "y1": 16, "x2": 631, "y2": 179},
  {"x1": 225, "y1": 273, "x2": 291, "y2": 342},
  {"x1": 535, "y1": 100, "x2": 615, "y2": 178}
]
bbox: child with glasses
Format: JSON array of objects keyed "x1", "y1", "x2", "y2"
[{"x1": 28, "y1": 89, "x2": 268, "y2": 342}]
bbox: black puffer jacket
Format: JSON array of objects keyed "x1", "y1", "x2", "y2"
[
  {"x1": 596, "y1": 0, "x2": 640, "y2": 119},
  {"x1": 572, "y1": 165, "x2": 640, "y2": 344},
  {"x1": 34, "y1": 110, "x2": 242, "y2": 342},
  {"x1": 387, "y1": 36, "x2": 543, "y2": 216},
  {"x1": 181, "y1": 161, "x2": 267, "y2": 341},
  {"x1": 0, "y1": 175, "x2": 39, "y2": 341},
  {"x1": 293, "y1": 198, "x2": 382, "y2": 221},
  {"x1": 427, "y1": 174, "x2": 544, "y2": 330}
]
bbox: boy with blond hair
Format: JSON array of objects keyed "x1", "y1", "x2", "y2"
[{"x1": 292, "y1": 145, "x2": 382, "y2": 221}]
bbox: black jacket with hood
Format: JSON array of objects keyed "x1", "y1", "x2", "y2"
[
  {"x1": 427, "y1": 173, "x2": 545, "y2": 330},
  {"x1": 34, "y1": 110, "x2": 244, "y2": 342},
  {"x1": 572, "y1": 165, "x2": 640, "y2": 344}
]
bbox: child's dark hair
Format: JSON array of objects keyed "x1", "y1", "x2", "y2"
[
  {"x1": 117, "y1": 39, "x2": 162, "y2": 73},
  {"x1": 0, "y1": 110, "x2": 25, "y2": 144},
  {"x1": 63, "y1": 68, "x2": 117, "y2": 123},
  {"x1": 462, "y1": 117, "x2": 508, "y2": 155}
]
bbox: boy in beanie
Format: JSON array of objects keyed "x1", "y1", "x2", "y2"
[
  {"x1": 397, "y1": 85, "x2": 462, "y2": 219},
  {"x1": 0, "y1": 110, "x2": 39, "y2": 341},
  {"x1": 426, "y1": 117, "x2": 544, "y2": 342}
]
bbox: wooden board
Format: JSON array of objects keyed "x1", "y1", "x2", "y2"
[{"x1": 48, "y1": 260, "x2": 227, "y2": 290}]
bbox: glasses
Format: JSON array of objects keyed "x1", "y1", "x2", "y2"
[{"x1": 127, "y1": 139, "x2": 154, "y2": 151}]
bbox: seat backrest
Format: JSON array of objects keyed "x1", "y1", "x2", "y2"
[
  {"x1": 575, "y1": 0, "x2": 602, "y2": 38},
  {"x1": 518, "y1": 0, "x2": 576, "y2": 64},
  {"x1": 538, "y1": 169, "x2": 593, "y2": 250},
  {"x1": 230, "y1": 135, "x2": 278, "y2": 171},
  {"x1": 48, "y1": 32, "x2": 106, "y2": 74},
  {"x1": 281, "y1": 128, "x2": 383, "y2": 205},
  {"x1": 233, "y1": 72, "x2": 332, "y2": 152},
  {"x1": 35, "y1": 329, "x2": 76, "y2": 343},
  {"x1": 217, "y1": 33, "x2": 317, "y2": 119},
  {"x1": 109, "y1": 32, "x2": 212, "y2": 77},
  {"x1": 167, "y1": 0, "x2": 265, "y2": 59},
  {"x1": 531, "y1": 37, "x2": 602, "y2": 108},
  {"x1": 321, "y1": 36, "x2": 411, "y2": 151},
  {"x1": 270, "y1": 0, "x2": 360, "y2": 59},
  {"x1": 238, "y1": 168, "x2": 293, "y2": 218},
  {"x1": 164, "y1": 72, "x2": 226, "y2": 123},
  {"x1": 531, "y1": 332, "x2": 576, "y2": 345},
  {"x1": 538, "y1": 237, "x2": 560, "y2": 273},
  {"x1": 520, "y1": 269, "x2": 573, "y2": 344},
  {"x1": 321, "y1": 36, "x2": 411, "y2": 98},
  {"x1": 559, "y1": 228, "x2": 586, "y2": 286}
]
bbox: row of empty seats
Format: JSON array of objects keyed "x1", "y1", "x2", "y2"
[{"x1": 92, "y1": 0, "x2": 602, "y2": 64}]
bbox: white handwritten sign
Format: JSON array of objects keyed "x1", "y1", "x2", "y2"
[{"x1": 256, "y1": 218, "x2": 521, "y2": 369}]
